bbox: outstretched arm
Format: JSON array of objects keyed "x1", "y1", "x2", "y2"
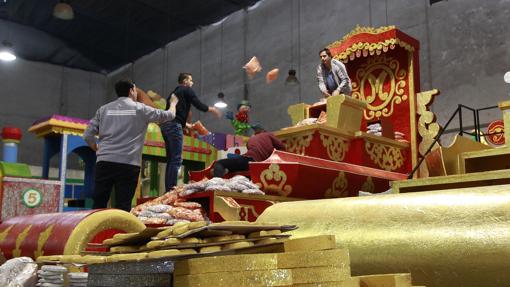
[
  {"x1": 144, "y1": 95, "x2": 178, "y2": 123},
  {"x1": 208, "y1": 106, "x2": 222, "y2": 118}
]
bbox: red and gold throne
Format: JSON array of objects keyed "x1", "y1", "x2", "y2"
[
  {"x1": 190, "y1": 26, "x2": 440, "y2": 203},
  {"x1": 250, "y1": 25, "x2": 439, "y2": 199}
]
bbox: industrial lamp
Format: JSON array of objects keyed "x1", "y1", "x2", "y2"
[
  {"x1": 53, "y1": 1, "x2": 74, "y2": 20},
  {"x1": 0, "y1": 40, "x2": 16, "y2": 62},
  {"x1": 504, "y1": 71, "x2": 510, "y2": 84},
  {"x1": 285, "y1": 69, "x2": 299, "y2": 85},
  {"x1": 214, "y1": 92, "x2": 228, "y2": 108}
]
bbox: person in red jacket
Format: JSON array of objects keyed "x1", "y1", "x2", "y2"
[{"x1": 212, "y1": 131, "x2": 286, "y2": 177}]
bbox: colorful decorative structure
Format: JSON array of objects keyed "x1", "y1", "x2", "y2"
[
  {"x1": 330, "y1": 26, "x2": 438, "y2": 170},
  {"x1": 249, "y1": 150, "x2": 407, "y2": 199},
  {"x1": 199, "y1": 132, "x2": 227, "y2": 151},
  {"x1": 0, "y1": 209, "x2": 144, "y2": 259},
  {"x1": 184, "y1": 190, "x2": 297, "y2": 222},
  {"x1": 28, "y1": 115, "x2": 96, "y2": 211},
  {"x1": 142, "y1": 123, "x2": 218, "y2": 195},
  {"x1": 0, "y1": 162, "x2": 61, "y2": 222},
  {"x1": 1, "y1": 127, "x2": 22, "y2": 163},
  {"x1": 0, "y1": 126, "x2": 61, "y2": 221},
  {"x1": 253, "y1": 26, "x2": 438, "y2": 197},
  {"x1": 143, "y1": 123, "x2": 217, "y2": 166},
  {"x1": 485, "y1": 119, "x2": 505, "y2": 146},
  {"x1": 497, "y1": 99, "x2": 510, "y2": 144},
  {"x1": 227, "y1": 100, "x2": 254, "y2": 136}
]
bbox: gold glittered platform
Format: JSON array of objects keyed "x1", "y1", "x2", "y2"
[
  {"x1": 173, "y1": 269, "x2": 293, "y2": 287},
  {"x1": 392, "y1": 168, "x2": 510, "y2": 193},
  {"x1": 356, "y1": 273, "x2": 412, "y2": 287},
  {"x1": 459, "y1": 146, "x2": 510, "y2": 173}
]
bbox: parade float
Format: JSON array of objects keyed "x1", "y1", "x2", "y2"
[{"x1": 2, "y1": 25, "x2": 510, "y2": 287}]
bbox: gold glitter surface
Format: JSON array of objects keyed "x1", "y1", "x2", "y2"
[
  {"x1": 174, "y1": 253, "x2": 279, "y2": 275},
  {"x1": 283, "y1": 235, "x2": 336, "y2": 252},
  {"x1": 293, "y1": 277, "x2": 360, "y2": 287},
  {"x1": 277, "y1": 248, "x2": 350, "y2": 270},
  {"x1": 173, "y1": 269, "x2": 293, "y2": 287},
  {"x1": 292, "y1": 266, "x2": 350, "y2": 284},
  {"x1": 257, "y1": 184, "x2": 510, "y2": 287},
  {"x1": 356, "y1": 273, "x2": 411, "y2": 287}
]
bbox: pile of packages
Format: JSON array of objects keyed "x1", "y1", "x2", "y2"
[
  {"x1": 293, "y1": 111, "x2": 327, "y2": 127},
  {"x1": 131, "y1": 190, "x2": 205, "y2": 225},
  {"x1": 0, "y1": 257, "x2": 90, "y2": 287},
  {"x1": 131, "y1": 176, "x2": 264, "y2": 225},
  {"x1": 367, "y1": 122, "x2": 408, "y2": 142},
  {"x1": 97, "y1": 220, "x2": 291, "y2": 261},
  {"x1": 35, "y1": 221, "x2": 292, "y2": 266},
  {"x1": 179, "y1": 175, "x2": 264, "y2": 197},
  {"x1": 37, "y1": 265, "x2": 67, "y2": 287}
]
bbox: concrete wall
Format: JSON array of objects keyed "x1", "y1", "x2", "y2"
[
  {"x1": 3, "y1": 0, "x2": 510, "y2": 167},
  {"x1": 112, "y1": 0, "x2": 510, "y2": 142},
  {"x1": 0, "y1": 58, "x2": 106, "y2": 169}
]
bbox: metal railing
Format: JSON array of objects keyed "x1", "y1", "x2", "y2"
[{"x1": 408, "y1": 104, "x2": 502, "y2": 178}]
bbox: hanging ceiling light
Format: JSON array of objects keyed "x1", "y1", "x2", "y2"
[
  {"x1": 504, "y1": 71, "x2": 510, "y2": 84},
  {"x1": 285, "y1": 69, "x2": 299, "y2": 85},
  {"x1": 214, "y1": 92, "x2": 228, "y2": 108},
  {"x1": 53, "y1": 1, "x2": 74, "y2": 20},
  {"x1": 0, "y1": 40, "x2": 16, "y2": 62},
  {"x1": 285, "y1": 1, "x2": 299, "y2": 87}
]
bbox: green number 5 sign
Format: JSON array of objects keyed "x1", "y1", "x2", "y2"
[{"x1": 22, "y1": 188, "x2": 43, "y2": 208}]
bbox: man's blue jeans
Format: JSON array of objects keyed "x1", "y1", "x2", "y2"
[{"x1": 160, "y1": 121, "x2": 183, "y2": 192}]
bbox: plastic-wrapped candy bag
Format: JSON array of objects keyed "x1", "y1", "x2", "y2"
[
  {"x1": 242, "y1": 189, "x2": 265, "y2": 195},
  {"x1": 243, "y1": 56, "x2": 262, "y2": 79},
  {"x1": 146, "y1": 204, "x2": 173, "y2": 213},
  {"x1": 266, "y1": 68, "x2": 279, "y2": 84},
  {"x1": 0, "y1": 257, "x2": 38, "y2": 287}
]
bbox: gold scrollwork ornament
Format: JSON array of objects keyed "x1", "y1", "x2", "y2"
[
  {"x1": 325, "y1": 171, "x2": 349, "y2": 198},
  {"x1": 319, "y1": 132, "x2": 349, "y2": 162},
  {"x1": 365, "y1": 142, "x2": 404, "y2": 171},
  {"x1": 361, "y1": 176, "x2": 375, "y2": 193},
  {"x1": 351, "y1": 55, "x2": 408, "y2": 120},
  {"x1": 240, "y1": 205, "x2": 261, "y2": 218},
  {"x1": 417, "y1": 89, "x2": 440, "y2": 156},
  {"x1": 258, "y1": 164, "x2": 292, "y2": 197},
  {"x1": 282, "y1": 133, "x2": 314, "y2": 155}
]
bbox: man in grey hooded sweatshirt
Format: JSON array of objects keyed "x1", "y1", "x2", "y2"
[
  {"x1": 317, "y1": 48, "x2": 352, "y2": 99},
  {"x1": 83, "y1": 79, "x2": 178, "y2": 211}
]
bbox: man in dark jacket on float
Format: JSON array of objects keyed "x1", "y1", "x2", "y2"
[{"x1": 160, "y1": 73, "x2": 222, "y2": 192}]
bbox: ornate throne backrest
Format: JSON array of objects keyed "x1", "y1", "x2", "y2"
[{"x1": 327, "y1": 25, "x2": 436, "y2": 172}]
